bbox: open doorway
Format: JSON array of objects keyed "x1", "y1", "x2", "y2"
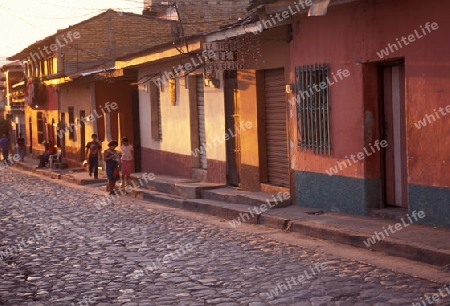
[{"x1": 379, "y1": 61, "x2": 408, "y2": 208}]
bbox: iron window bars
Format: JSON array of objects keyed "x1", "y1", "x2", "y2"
[{"x1": 294, "y1": 64, "x2": 331, "y2": 155}]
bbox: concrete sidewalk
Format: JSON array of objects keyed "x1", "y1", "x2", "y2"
[
  {"x1": 13, "y1": 158, "x2": 107, "y2": 183},
  {"x1": 12, "y1": 161, "x2": 450, "y2": 267},
  {"x1": 129, "y1": 188, "x2": 450, "y2": 267}
]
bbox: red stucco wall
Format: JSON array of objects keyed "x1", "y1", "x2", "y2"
[
  {"x1": 95, "y1": 82, "x2": 134, "y2": 145},
  {"x1": 290, "y1": 0, "x2": 450, "y2": 187},
  {"x1": 46, "y1": 85, "x2": 58, "y2": 110}
]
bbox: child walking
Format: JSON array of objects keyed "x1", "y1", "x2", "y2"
[
  {"x1": 120, "y1": 137, "x2": 134, "y2": 187},
  {"x1": 104, "y1": 140, "x2": 121, "y2": 195}
]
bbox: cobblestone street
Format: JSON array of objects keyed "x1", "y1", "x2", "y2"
[{"x1": 0, "y1": 168, "x2": 448, "y2": 306}]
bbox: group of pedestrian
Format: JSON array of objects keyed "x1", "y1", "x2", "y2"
[
  {"x1": 0, "y1": 133, "x2": 26, "y2": 162},
  {"x1": 85, "y1": 134, "x2": 134, "y2": 195}
]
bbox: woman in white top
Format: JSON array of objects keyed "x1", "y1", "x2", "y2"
[{"x1": 120, "y1": 137, "x2": 134, "y2": 187}]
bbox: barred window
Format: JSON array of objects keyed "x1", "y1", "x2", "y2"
[
  {"x1": 169, "y1": 78, "x2": 177, "y2": 106},
  {"x1": 150, "y1": 82, "x2": 162, "y2": 141},
  {"x1": 294, "y1": 64, "x2": 331, "y2": 155}
]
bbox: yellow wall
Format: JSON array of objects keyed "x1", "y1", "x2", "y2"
[{"x1": 25, "y1": 107, "x2": 59, "y2": 158}]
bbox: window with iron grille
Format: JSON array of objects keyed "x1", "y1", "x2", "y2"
[
  {"x1": 293, "y1": 64, "x2": 331, "y2": 155},
  {"x1": 150, "y1": 82, "x2": 162, "y2": 140}
]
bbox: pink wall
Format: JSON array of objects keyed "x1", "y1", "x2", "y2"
[
  {"x1": 95, "y1": 82, "x2": 134, "y2": 144},
  {"x1": 290, "y1": 0, "x2": 450, "y2": 187}
]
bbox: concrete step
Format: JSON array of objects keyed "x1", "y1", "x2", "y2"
[
  {"x1": 368, "y1": 207, "x2": 409, "y2": 221},
  {"x1": 68, "y1": 167, "x2": 86, "y2": 173},
  {"x1": 129, "y1": 173, "x2": 226, "y2": 199},
  {"x1": 128, "y1": 188, "x2": 186, "y2": 207},
  {"x1": 202, "y1": 187, "x2": 292, "y2": 208},
  {"x1": 183, "y1": 198, "x2": 259, "y2": 224},
  {"x1": 61, "y1": 174, "x2": 108, "y2": 185},
  {"x1": 35, "y1": 169, "x2": 62, "y2": 179},
  {"x1": 124, "y1": 190, "x2": 260, "y2": 226},
  {"x1": 14, "y1": 161, "x2": 37, "y2": 172}
]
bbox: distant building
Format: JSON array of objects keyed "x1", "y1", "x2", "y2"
[
  {"x1": 7, "y1": 9, "x2": 177, "y2": 167},
  {"x1": 0, "y1": 71, "x2": 5, "y2": 117},
  {"x1": 0, "y1": 61, "x2": 26, "y2": 153}
]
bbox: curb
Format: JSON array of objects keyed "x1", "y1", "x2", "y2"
[
  {"x1": 287, "y1": 221, "x2": 450, "y2": 266},
  {"x1": 60, "y1": 175, "x2": 108, "y2": 185},
  {"x1": 36, "y1": 169, "x2": 61, "y2": 179},
  {"x1": 183, "y1": 199, "x2": 259, "y2": 225}
]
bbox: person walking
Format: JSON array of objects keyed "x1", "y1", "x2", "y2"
[
  {"x1": 16, "y1": 133, "x2": 25, "y2": 162},
  {"x1": 0, "y1": 134, "x2": 9, "y2": 161},
  {"x1": 85, "y1": 134, "x2": 102, "y2": 179},
  {"x1": 104, "y1": 140, "x2": 121, "y2": 195},
  {"x1": 120, "y1": 137, "x2": 134, "y2": 187}
]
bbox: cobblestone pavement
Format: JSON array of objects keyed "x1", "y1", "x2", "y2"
[{"x1": 0, "y1": 168, "x2": 449, "y2": 306}]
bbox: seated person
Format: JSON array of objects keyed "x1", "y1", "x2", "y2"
[{"x1": 38, "y1": 141, "x2": 57, "y2": 168}]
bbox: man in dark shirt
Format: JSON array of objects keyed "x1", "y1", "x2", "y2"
[
  {"x1": 85, "y1": 134, "x2": 102, "y2": 179},
  {"x1": 0, "y1": 134, "x2": 9, "y2": 161},
  {"x1": 16, "y1": 133, "x2": 25, "y2": 162},
  {"x1": 38, "y1": 141, "x2": 56, "y2": 168}
]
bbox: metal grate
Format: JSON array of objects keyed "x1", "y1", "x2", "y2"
[
  {"x1": 156, "y1": 85, "x2": 162, "y2": 140},
  {"x1": 294, "y1": 64, "x2": 331, "y2": 155}
]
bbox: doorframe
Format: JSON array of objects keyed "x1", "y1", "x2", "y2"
[
  {"x1": 80, "y1": 110, "x2": 86, "y2": 162},
  {"x1": 28, "y1": 116, "x2": 32, "y2": 154}
]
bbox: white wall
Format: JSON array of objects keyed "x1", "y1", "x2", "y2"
[
  {"x1": 138, "y1": 62, "x2": 192, "y2": 156},
  {"x1": 138, "y1": 62, "x2": 227, "y2": 163},
  {"x1": 204, "y1": 73, "x2": 226, "y2": 162}
]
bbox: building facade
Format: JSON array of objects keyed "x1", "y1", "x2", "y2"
[
  {"x1": 1, "y1": 61, "x2": 27, "y2": 154},
  {"x1": 282, "y1": 0, "x2": 450, "y2": 227}
]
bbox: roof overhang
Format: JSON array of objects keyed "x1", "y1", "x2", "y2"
[
  {"x1": 205, "y1": 22, "x2": 270, "y2": 42},
  {"x1": 42, "y1": 76, "x2": 72, "y2": 86},
  {"x1": 12, "y1": 81, "x2": 25, "y2": 88},
  {"x1": 115, "y1": 37, "x2": 205, "y2": 70}
]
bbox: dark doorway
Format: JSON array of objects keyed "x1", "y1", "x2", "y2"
[
  {"x1": 379, "y1": 61, "x2": 407, "y2": 208},
  {"x1": 224, "y1": 70, "x2": 241, "y2": 186},
  {"x1": 131, "y1": 85, "x2": 141, "y2": 172},
  {"x1": 60, "y1": 112, "x2": 66, "y2": 157}
]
